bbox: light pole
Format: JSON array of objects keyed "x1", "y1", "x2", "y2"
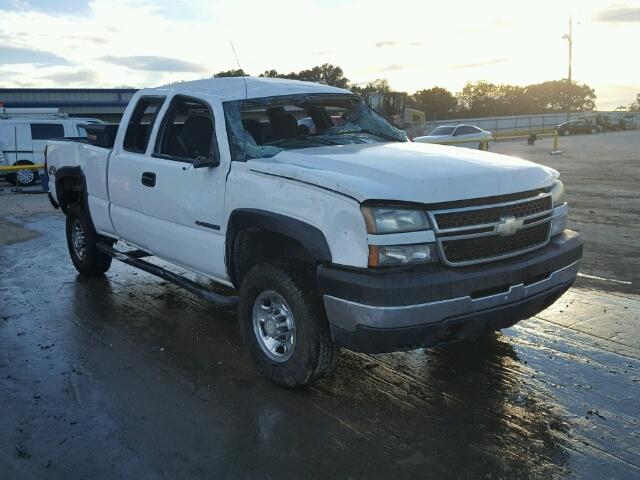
[{"x1": 562, "y1": 15, "x2": 573, "y2": 119}]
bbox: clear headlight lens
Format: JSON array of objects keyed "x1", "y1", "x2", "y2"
[
  {"x1": 551, "y1": 180, "x2": 566, "y2": 206},
  {"x1": 368, "y1": 243, "x2": 437, "y2": 267},
  {"x1": 361, "y1": 206, "x2": 430, "y2": 234}
]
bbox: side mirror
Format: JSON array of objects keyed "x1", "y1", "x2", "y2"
[{"x1": 193, "y1": 154, "x2": 219, "y2": 169}]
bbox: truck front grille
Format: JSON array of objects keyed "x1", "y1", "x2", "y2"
[
  {"x1": 434, "y1": 196, "x2": 552, "y2": 230},
  {"x1": 441, "y1": 223, "x2": 550, "y2": 263},
  {"x1": 428, "y1": 193, "x2": 554, "y2": 266}
]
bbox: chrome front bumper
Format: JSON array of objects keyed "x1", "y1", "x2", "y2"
[{"x1": 323, "y1": 259, "x2": 580, "y2": 333}]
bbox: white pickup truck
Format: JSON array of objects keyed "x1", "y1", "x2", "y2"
[{"x1": 46, "y1": 77, "x2": 582, "y2": 387}]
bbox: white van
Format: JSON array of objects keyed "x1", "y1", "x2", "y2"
[{"x1": 0, "y1": 108, "x2": 102, "y2": 186}]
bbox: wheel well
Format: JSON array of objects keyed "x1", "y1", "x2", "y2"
[
  {"x1": 230, "y1": 229, "x2": 317, "y2": 287},
  {"x1": 56, "y1": 175, "x2": 84, "y2": 214}
]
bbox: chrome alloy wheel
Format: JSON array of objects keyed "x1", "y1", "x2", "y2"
[
  {"x1": 71, "y1": 218, "x2": 87, "y2": 259},
  {"x1": 252, "y1": 290, "x2": 296, "y2": 362},
  {"x1": 16, "y1": 169, "x2": 35, "y2": 185}
]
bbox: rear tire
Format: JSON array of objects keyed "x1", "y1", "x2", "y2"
[
  {"x1": 7, "y1": 161, "x2": 39, "y2": 187},
  {"x1": 238, "y1": 262, "x2": 337, "y2": 388},
  {"x1": 65, "y1": 204, "x2": 113, "y2": 276}
]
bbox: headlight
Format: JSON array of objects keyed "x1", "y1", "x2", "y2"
[
  {"x1": 551, "y1": 180, "x2": 566, "y2": 206},
  {"x1": 361, "y1": 206, "x2": 430, "y2": 233},
  {"x1": 368, "y1": 243, "x2": 437, "y2": 267}
]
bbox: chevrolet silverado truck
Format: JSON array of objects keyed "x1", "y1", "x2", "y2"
[{"x1": 45, "y1": 77, "x2": 583, "y2": 388}]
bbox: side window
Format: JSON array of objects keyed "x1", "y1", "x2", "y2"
[
  {"x1": 123, "y1": 96, "x2": 165, "y2": 153},
  {"x1": 454, "y1": 126, "x2": 477, "y2": 136},
  {"x1": 30, "y1": 123, "x2": 64, "y2": 140},
  {"x1": 154, "y1": 95, "x2": 216, "y2": 162}
]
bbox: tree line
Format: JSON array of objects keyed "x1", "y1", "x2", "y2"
[{"x1": 211, "y1": 63, "x2": 612, "y2": 120}]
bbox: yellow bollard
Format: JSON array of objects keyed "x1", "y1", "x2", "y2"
[{"x1": 549, "y1": 131, "x2": 563, "y2": 155}]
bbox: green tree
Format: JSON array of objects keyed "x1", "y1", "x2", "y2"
[
  {"x1": 410, "y1": 87, "x2": 457, "y2": 120},
  {"x1": 456, "y1": 81, "x2": 508, "y2": 116},
  {"x1": 526, "y1": 80, "x2": 596, "y2": 112},
  {"x1": 259, "y1": 69, "x2": 281, "y2": 78},
  {"x1": 213, "y1": 68, "x2": 247, "y2": 78},
  {"x1": 259, "y1": 64, "x2": 350, "y2": 88}
]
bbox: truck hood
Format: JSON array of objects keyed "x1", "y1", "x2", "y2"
[{"x1": 247, "y1": 142, "x2": 557, "y2": 204}]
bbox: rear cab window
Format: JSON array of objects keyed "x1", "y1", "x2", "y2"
[{"x1": 123, "y1": 96, "x2": 165, "y2": 153}]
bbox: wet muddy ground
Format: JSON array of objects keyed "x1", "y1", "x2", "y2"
[{"x1": 1, "y1": 131, "x2": 639, "y2": 478}]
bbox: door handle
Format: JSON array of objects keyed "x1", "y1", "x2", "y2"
[{"x1": 141, "y1": 172, "x2": 156, "y2": 187}]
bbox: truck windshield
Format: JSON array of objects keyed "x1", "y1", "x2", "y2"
[{"x1": 223, "y1": 94, "x2": 407, "y2": 161}]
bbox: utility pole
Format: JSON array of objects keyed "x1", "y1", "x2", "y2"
[
  {"x1": 567, "y1": 15, "x2": 573, "y2": 85},
  {"x1": 562, "y1": 16, "x2": 573, "y2": 120}
]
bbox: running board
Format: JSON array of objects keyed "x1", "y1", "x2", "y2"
[{"x1": 97, "y1": 242, "x2": 238, "y2": 307}]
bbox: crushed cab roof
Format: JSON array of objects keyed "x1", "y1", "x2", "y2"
[{"x1": 150, "y1": 76, "x2": 351, "y2": 101}]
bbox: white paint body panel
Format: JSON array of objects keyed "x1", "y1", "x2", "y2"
[
  {"x1": 45, "y1": 77, "x2": 560, "y2": 282},
  {"x1": 247, "y1": 142, "x2": 558, "y2": 204}
]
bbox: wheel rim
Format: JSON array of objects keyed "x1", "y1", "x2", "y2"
[
  {"x1": 16, "y1": 169, "x2": 34, "y2": 185},
  {"x1": 252, "y1": 290, "x2": 296, "y2": 362},
  {"x1": 71, "y1": 218, "x2": 87, "y2": 260}
]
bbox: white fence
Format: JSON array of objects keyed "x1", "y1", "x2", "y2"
[{"x1": 415, "y1": 111, "x2": 640, "y2": 137}]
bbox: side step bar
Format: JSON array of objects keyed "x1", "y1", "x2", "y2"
[{"x1": 97, "y1": 242, "x2": 238, "y2": 307}]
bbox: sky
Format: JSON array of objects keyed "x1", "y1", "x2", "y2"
[{"x1": 0, "y1": 0, "x2": 638, "y2": 110}]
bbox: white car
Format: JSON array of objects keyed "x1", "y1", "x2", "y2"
[
  {"x1": 45, "y1": 77, "x2": 581, "y2": 388},
  {"x1": 413, "y1": 125, "x2": 492, "y2": 145}
]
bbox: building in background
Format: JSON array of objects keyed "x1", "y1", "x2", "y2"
[{"x1": 0, "y1": 88, "x2": 137, "y2": 123}]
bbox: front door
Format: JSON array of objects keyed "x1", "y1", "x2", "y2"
[{"x1": 108, "y1": 94, "x2": 230, "y2": 284}]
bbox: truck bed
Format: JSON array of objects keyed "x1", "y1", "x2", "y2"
[{"x1": 46, "y1": 139, "x2": 113, "y2": 235}]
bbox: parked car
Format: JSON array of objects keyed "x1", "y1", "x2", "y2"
[
  {"x1": 45, "y1": 77, "x2": 582, "y2": 388},
  {"x1": 413, "y1": 124, "x2": 492, "y2": 145},
  {"x1": 0, "y1": 107, "x2": 101, "y2": 186},
  {"x1": 555, "y1": 119, "x2": 599, "y2": 136}
]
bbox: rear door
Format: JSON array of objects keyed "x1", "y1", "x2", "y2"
[
  {"x1": 108, "y1": 93, "x2": 230, "y2": 283},
  {"x1": 15, "y1": 124, "x2": 34, "y2": 164},
  {"x1": 0, "y1": 124, "x2": 18, "y2": 164}
]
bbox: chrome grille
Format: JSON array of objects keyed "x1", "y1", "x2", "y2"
[{"x1": 429, "y1": 193, "x2": 553, "y2": 266}]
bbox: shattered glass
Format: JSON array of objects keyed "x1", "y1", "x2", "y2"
[{"x1": 223, "y1": 94, "x2": 408, "y2": 161}]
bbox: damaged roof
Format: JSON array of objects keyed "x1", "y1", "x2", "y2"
[{"x1": 151, "y1": 76, "x2": 350, "y2": 101}]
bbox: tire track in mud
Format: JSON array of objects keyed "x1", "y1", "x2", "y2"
[{"x1": 312, "y1": 316, "x2": 640, "y2": 475}]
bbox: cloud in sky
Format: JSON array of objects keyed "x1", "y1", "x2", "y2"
[
  {"x1": 0, "y1": 0, "x2": 93, "y2": 16},
  {"x1": 379, "y1": 64, "x2": 408, "y2": 72},
  {"x1": 0, "y1": 0, "x2": 637, "y2": 109},
  {"x1": 592, "y1": 7, "x2": 640, "y2": 22},
  {"x1": 453, "y1": 59, "x2": 507, "y2": 69},
  {"x1": 0, "y1": 44, "x2": 70, "y2": 65},
  {"x1": 39, "y1": 69, "x2": 99, "y2": 84},
  {"x1": 100, "y1": 55, "x2": 208, "y2": 73}
]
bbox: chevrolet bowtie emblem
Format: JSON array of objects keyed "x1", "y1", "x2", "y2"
[{"x1": 495, "y1": 216, "x2": 524, "y2": 236}]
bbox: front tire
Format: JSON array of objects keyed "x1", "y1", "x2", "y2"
[
  {"x1": 238, "y1": 262, "x2": 337, "y2": 388},
  {"x1": 65, "y1": 204, "x2": 112, "y2": 276}
]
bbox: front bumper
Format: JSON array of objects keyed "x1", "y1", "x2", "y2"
[{"x1": 318, "y1": 230, "x2": 583, "y2": 353}]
